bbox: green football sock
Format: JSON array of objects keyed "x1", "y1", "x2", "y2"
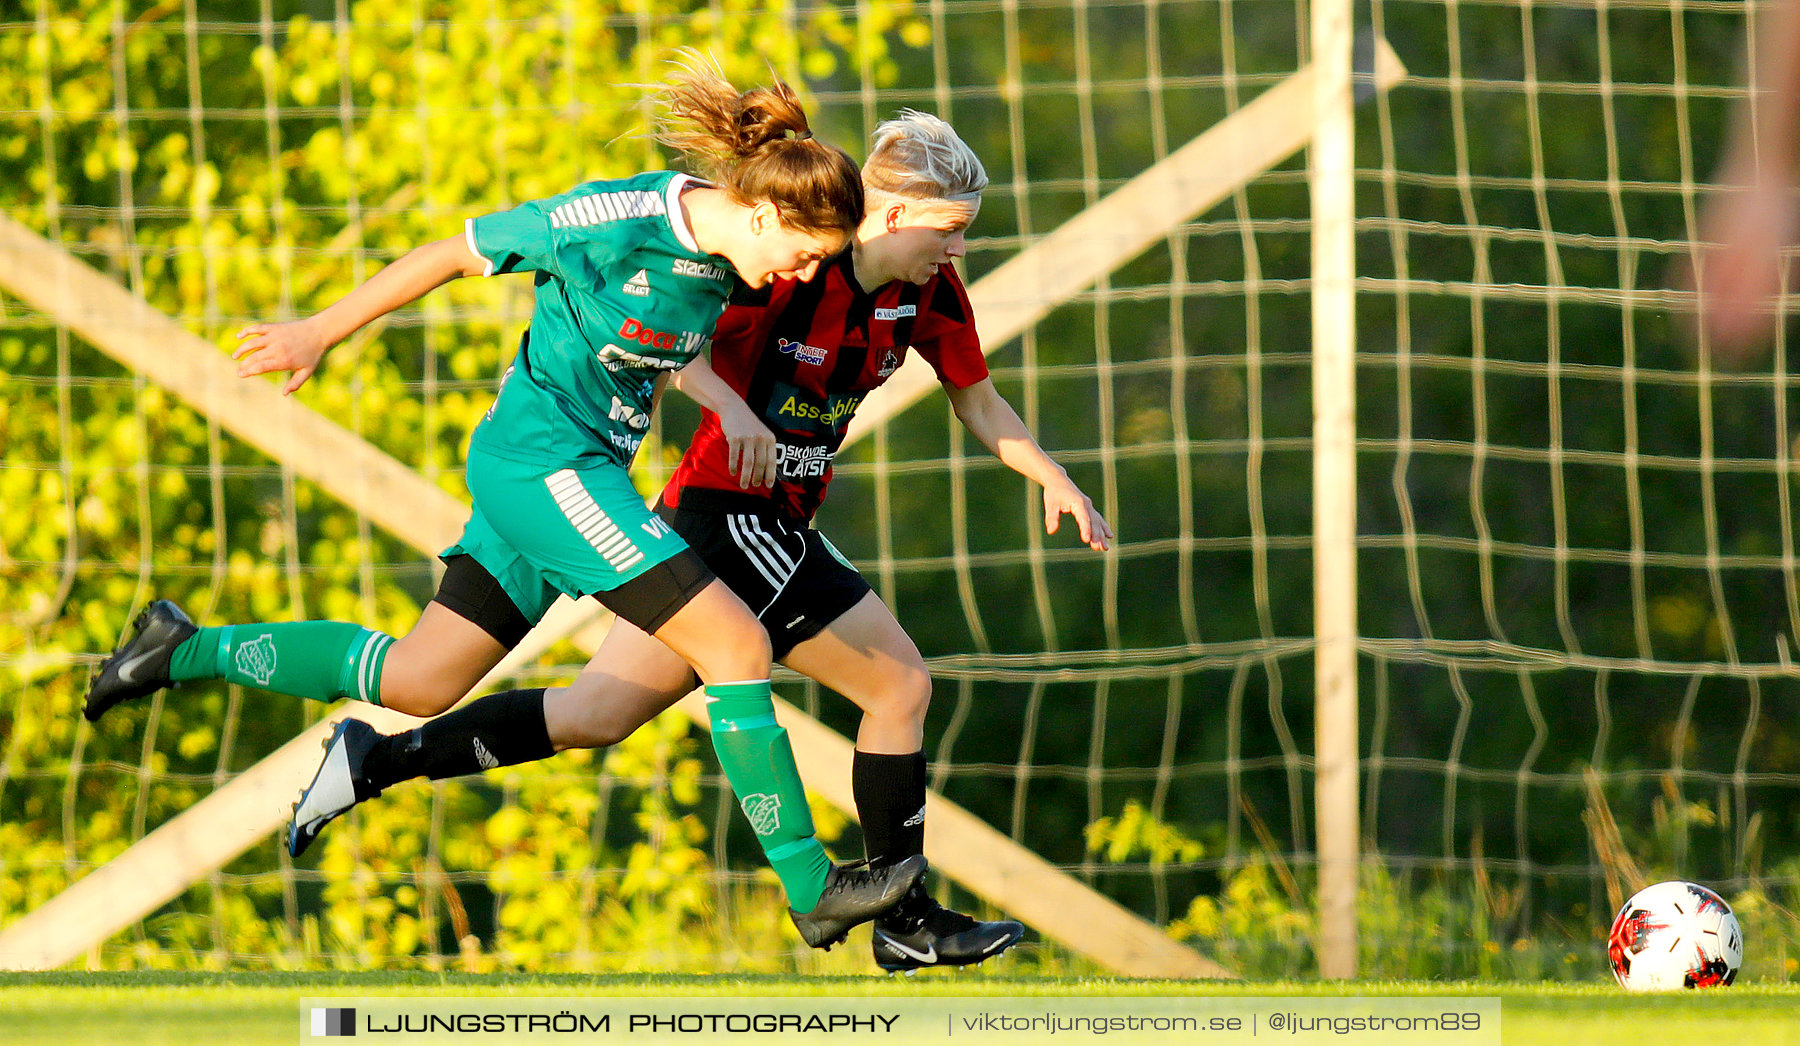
[
  {"x1": 705, "y1": 680, "x2": 832, "y2": 912},
  {"x1": 167, "y1": 622, "x2": 394, "y2": 705}
]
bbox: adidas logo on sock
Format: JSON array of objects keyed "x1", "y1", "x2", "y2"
[
  {"x1": 902, "y1": 805, "x2": 926, "y2": 828},
  {"x1": 473, "y1": 738, "x2": 499, "y2": 770}
]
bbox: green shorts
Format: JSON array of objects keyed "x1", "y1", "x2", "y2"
[{"x1": 444, "y1": 447, "x2": 693, "y2": 626}]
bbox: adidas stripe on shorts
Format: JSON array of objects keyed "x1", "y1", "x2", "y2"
[{"x1": 655, "y1": 489, "x2": 872, "y2": 660}]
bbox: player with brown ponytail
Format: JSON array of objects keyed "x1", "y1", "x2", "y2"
[{"x1": 85, "y1": 57, "x2": 924, "y2": 952}]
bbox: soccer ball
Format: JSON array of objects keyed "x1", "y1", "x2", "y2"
[{"x1": 1607, "y1": 880, "x2": 1743, "y2": 990}]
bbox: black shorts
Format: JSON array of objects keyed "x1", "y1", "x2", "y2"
[
  {"x1": 434, "y1": 547, "x2": 715, "y2": 645},
  {"x1": 657, "y1": 489, "x2": 873, "y2": 660}
]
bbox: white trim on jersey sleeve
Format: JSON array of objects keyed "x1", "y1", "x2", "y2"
[
  {"x1": 464, "y1": 217, "x2": 495, "y2": 278},
  {"x1": 664, "y1": 173, "x2": 706, "y2": 254}
]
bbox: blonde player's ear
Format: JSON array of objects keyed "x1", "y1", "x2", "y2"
[{"x1": 884, "y1": 201, "x2": 907, "y2": 233}]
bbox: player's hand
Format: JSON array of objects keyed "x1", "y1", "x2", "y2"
[
  {"x1": 233, "y1": 319, "x2": 332, "y2": 395},
  {"x1": 1686, "y1": 177, "x2": 1799, "y2": 366},
  {"x1": 1043, "y1": 477, "x2": 1112, "y2": 551},
  {"x1": 720, "y1": 405, "x2": 779, "y2": 489}
]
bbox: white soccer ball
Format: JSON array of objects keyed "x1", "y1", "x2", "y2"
[{"x1": 1607, "y1": 880, "x2": 1743, "y2": 990}]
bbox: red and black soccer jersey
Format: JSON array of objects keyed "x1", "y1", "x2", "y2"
[{"x1": 663, "y1": 251, "x2": 989, "y2": 522}]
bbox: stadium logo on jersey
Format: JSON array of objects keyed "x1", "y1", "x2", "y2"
[
  {"x1": 877, "y1": 350, "x2": 902, "y2": 378},
  {"x1": 622, "y1": 269, "x2": 651, "y2": 297},
  {"x1": 673, "y1": 258, "x2": 731, "y2": 282},
  {"x1": 874, "y1": 305, "x2": 917, "y2": 321},
  {"x1": 547, "y1": 189, "x2": 666, "y2": 229},
  {"x1": 233, "y1": 633, "x2": 278, "y2": 687},
  {"x1": 777, "y1": 338, "x2": 828, "y2": 366},
  {"x1": 772, "y1": 383, "x2": 864, "y2": 433},
  {"x1": 741, "y1": 793, "x2": 783, "y2": 836}
]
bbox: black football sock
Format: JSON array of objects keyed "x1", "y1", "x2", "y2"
[
  {"x1": 361, "y1": 687, "x2": 555, "y2": 791},
  {"x1": 855, "y1": 749, "x2": 934, "y2": 926},
  {"x1": 853, "y1": 749, "x2": 928, "y2": 865}
]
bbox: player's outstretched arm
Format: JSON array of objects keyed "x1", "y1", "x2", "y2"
[
  {"x1": 946, "y1": 376, "x2": 1113, "y2": 551},
  {"x1": 234, "y1": 234, "x2": 486, "y2": 395}
]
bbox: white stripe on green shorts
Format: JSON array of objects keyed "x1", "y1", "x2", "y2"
[{"x1": 546, "y1": 469, "x2": 646, "y2": 572}]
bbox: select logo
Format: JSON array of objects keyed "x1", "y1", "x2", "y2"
[{"x1": 311, "y1": 1008, "x2": 356, "y2": 1037}]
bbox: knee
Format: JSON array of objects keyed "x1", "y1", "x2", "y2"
[
  {"x1": 376, "y1": 683, "x2": 459, "y2": 718},
  {"x1": 558, "y1": 699, "x2": 639, "y2": 749},
  {"x1": 868, "y1": 664, "x2": 933, "y2": 727},
  {"x1": 738, "y1": 619, "x2": 774, "y2": 668},
  {"x1": 709, "y1": 617, "x2": 773, "y2": 680},
  {"x1": 544, "y1": 680, "x2": 684, "y2": 751},
  {"x1": 556, "y1": 718, "x2": 630, "y2": 751},
  {"x1": 656, "y1": 584, "x2": 774, "y2": 682},
  {"x1": 374, "y1": 659, "x2": 462, "y2": 718}
]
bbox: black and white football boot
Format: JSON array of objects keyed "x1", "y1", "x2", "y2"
[
  {"x1": 84, "y1": 600, "x2": 198, "y2": 722},
  {"x1": 788, "y1": 855, "x2": 928, "y2": 949},
  {"x1": 872, "y1": 883, "x2": 1025, "y2": 972},
  {"x1": 287, "y1": 716, "x2": 382, "y2": 858}
]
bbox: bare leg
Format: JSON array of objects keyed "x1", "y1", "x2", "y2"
[
  {"x1": 647, "y1": 577, "x2": 773, "y2": 683},
  {"x1": 542, "y1": 617, "x2": 697, "y2": 750},
  {"x1": 633, "y1": 577, "x2": 863, "y2": 918},
  {"x1": 546, "y1": 590, "x2": 932, "y2": 753},
  {"x1": 543, "y1": 590, "x2": 929, "y2": 754},
  {"x1": 780, "y1": 591, "x2": 931, "y2": 754},
  {"x1": 295, "y1": 579, "x2": 924, "y2": 943},
  {"x1": 372, "y1": 601, "x2": 511, "y2": 718},
  {"x1": 777, "y1": 591, "x2": 1018, "y2": 967},
  {"x1": 783, "y1": 590, "x2": 934, "y2": 864}
]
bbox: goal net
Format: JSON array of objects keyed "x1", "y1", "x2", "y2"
[{"x1": 1, "y1": 0, "x2": 1794, "y2": 978}]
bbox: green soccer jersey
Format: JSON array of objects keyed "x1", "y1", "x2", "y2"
[{"x1": 465, "y1": 171, "x2": 738, "y2": 468}]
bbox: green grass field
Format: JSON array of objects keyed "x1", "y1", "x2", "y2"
[{"x1": 3, "y1": 973, "x2": 1798, "y2": 1045}]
